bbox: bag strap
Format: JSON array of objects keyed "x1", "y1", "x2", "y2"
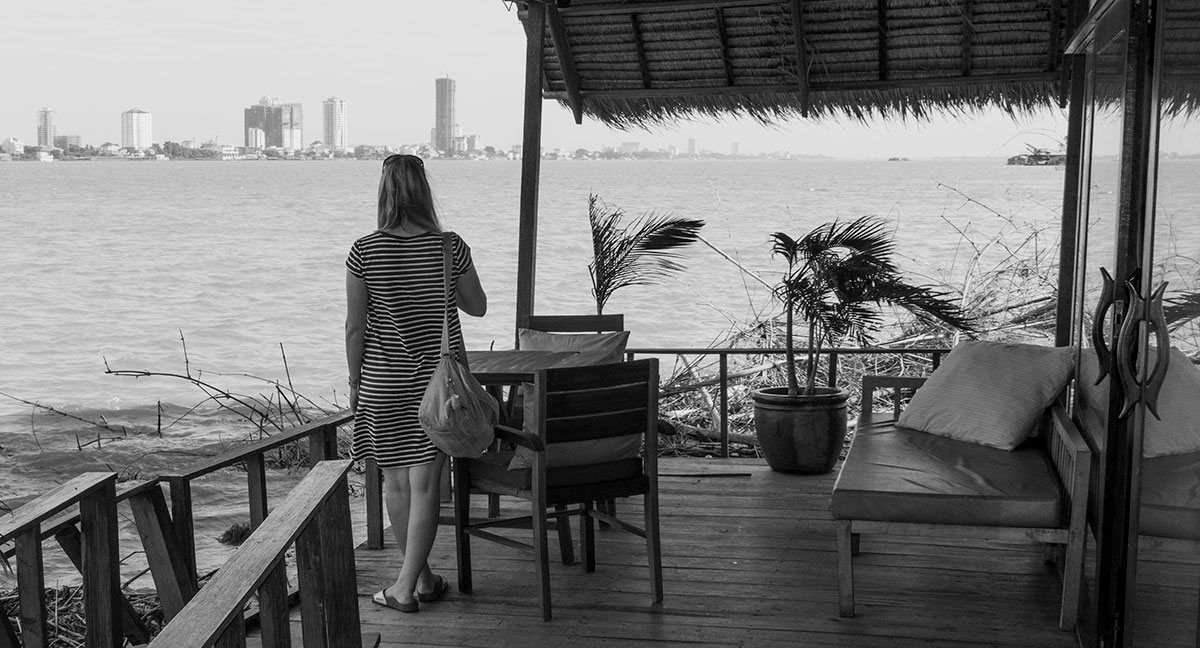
[{"x1": 439, "y1": 233, "x2": 453, "y2": 359}]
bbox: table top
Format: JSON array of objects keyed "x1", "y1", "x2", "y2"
[{"x1": 467, "y1": 349, "x2": 611, "y2": 384}]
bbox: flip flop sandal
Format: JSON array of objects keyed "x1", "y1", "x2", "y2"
[
  {"x1": 373, "y1": 588, "x2": 418, "y2": 613},
  {"x1": 415, "y1": 575, "x2": 450, "y2": 603}
]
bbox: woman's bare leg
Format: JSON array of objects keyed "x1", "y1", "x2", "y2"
[{"x1": 381, "y1": 455, "x2": 445, "y2": 602}]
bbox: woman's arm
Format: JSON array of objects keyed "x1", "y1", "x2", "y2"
[
  {"x1": 345, "y1": 270, "x2": 368, "y2": 410},
  {"x1": 456, "y1": 264, "x2": 487, "y2": 317}
]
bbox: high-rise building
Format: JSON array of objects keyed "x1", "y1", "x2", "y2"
[
  {"x1": 323, "y1": 97, "x2": 348, "y2": 150},
  {"x1": 244, "y1": 97, "x2": 303, "y2": 149},
  {"x1": 280, "y1": 103, "x2": 303, "y2": 150},
  {"x1": 434, "y1": 77, "x2": 457, "y2": 153},
  {"x1": 36, "y1": 108, "x2": 56, "y2": 147},
  {"x1": 121, "y1": 109, "x2": 153, "y2": 149}
]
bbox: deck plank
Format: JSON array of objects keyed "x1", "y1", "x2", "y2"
[{"x1": 253, "y1": 457, "x2": 1195, "y2": 647}]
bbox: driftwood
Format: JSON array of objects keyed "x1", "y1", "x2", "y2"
[{"x1": 673, "y1": 421, "x2": 759, "y2": 448}]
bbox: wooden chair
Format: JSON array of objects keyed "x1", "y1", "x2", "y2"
[
  {"x1": 496, "y1": 313, "x2": 629, "y2": 536},
  {"x1": 452, "y1": 358, "x2": 663, "y2": 621}
]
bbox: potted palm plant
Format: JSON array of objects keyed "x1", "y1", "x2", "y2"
[{"x1": 752, "y1": 215, "x2": 974, "y2": 474}]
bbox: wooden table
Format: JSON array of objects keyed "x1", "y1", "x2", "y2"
[{"x1": 466, "y1": 350, "x2": 581, "y2": 385}]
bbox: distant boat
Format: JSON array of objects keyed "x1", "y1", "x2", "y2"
[
  {"x1": 1007, "y1": 145, "x2": 1065, "y2": 166},
  {"x1": 887, "y1": 157, "x2": 909, "y2": 162}
]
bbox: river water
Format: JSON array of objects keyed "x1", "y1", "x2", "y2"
[{"x1": 0, "y1": 156, "x2": 1169, "y2": 586}]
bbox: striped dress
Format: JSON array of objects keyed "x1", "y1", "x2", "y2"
[{"x1": 346, "y1": 230, "x2": 472, "y2": 468}]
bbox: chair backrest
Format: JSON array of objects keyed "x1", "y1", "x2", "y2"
[
  {"x1": 531, "y1": 358, "x2": 657, "y2": 447},
  {"x1": 525, "y1": 313, "x2": 625, "y2": 334}
]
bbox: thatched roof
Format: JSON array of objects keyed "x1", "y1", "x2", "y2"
[{"x1": 513, "y1": 0, "x2": 1071, "y2": 128}]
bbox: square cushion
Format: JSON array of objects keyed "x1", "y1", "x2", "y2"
[
  {"x1": 517, "y1": 328, "x2": 630, "y2": 364},
  {"x1": 832, "y1": 414, "x2": 1063, "y2": 527},
  {"x1": 508, "y1": 383, "x2": 643, "y2": 470},
  {"x1": 1077, "y1": 347, "x2": 1200, "y2": 457},
  {"x1": 896, "y1": 340, "x2": 1074, "y2": 450}
]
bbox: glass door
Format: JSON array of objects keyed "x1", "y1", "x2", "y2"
[
  {"x1": 1068, "y1": 1, "x2": 1130, "y2": 643},
  {"x1": 1127, "y1": 2, "x2": 1200, "y2": 644}
]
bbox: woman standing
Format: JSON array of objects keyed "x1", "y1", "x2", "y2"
[{"x1": 346, "y1": 154, "x2": 487, "y2": 613}]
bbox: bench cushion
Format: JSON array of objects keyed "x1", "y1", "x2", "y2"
[
  {"x1": 1140, "y1": 453, "x2": 1200, "y2": 540},
  {"x1": 832, "y1": 413, "x2": 1063, "y2": 527},
  {"x1": 468, "y1": 451, "x2": 643, "y2": 491}
]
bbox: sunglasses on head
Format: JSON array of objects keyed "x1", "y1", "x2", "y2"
[{"x1": 382, "y1": 154, "x2": 423, "y2": 168}]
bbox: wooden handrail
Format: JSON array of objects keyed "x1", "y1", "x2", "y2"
[
  {"x1": 0, "y1": 473, "x2": 114, "y2": 542},
  {"x1": 623, "y1": 345, "x2": 950, "y2": 458},
  {"x1": 161, "y1": 410, "x2": 353, "y2": 482},
  {"x1": 159, "y1": 410, "x2": 353, "y2": 595},
  {"x1": 148, "y1": 460, "x2": 369, "y2": 648},
  {"x1": 1, "y1": 472, "x2": 122, "y2": 648}
]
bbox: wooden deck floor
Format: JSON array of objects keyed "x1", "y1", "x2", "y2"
[{"x1": 261, "y1": 457, "x2": 1196, "y2": 647}]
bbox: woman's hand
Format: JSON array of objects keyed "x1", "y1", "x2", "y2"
[{"x1": 349, "y1": 382, "x2": 360, "y2": 412}]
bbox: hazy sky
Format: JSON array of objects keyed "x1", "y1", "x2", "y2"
[{"x1": 3, "y1": 0, "x2": 1091, "y2": 158}]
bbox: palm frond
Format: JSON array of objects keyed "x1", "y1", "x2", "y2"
[{"x1": 588, "y1": 193, "x2": 705, "y2": 314}]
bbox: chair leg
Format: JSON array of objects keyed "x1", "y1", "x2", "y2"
[
  {"x1": 452, "y1": 460, "x2": 473, "y2": 594},
  {"x1": 598, "y1": 498, "x2": 615, "y2": 529},
  {"x1": 533, "y1": 501, "x2": 552, "y2": 621},
  {"x1": 645, "y1": 491, "x2": 663, "y2": 603},
  {"x1": 581, "y1": 501, "x2": 596, "y2": 573},
  {"x1": 1059, "y1": 535, "x2": 1085, "y2": 631},
  {"x1": 488, "y1": 493, "x2": 500, "y2": 518},
  {"x1": 555, "y1": 504, "x2": 576, "y2": 565},
  {"x1": 836, "y1": 520, "x2": 855, "y2": 617}
]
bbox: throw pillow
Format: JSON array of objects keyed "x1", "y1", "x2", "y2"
[
  {"x1": 896, "y1": 340, "x2": 1075, "y2": 450},
  {"x1": 516, "y1": 329, "x2": 630, "y2": 364},
  {"x1": 507, "y1": 383, "x2": 642, "y2": 470},
  {"x1": 1077, "y1": 347, "x2": 1200, "y2": 457}
]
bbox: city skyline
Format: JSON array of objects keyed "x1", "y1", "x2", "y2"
[{"x1": 6, "y1": 2, "x2": 1192, "y2": 158}]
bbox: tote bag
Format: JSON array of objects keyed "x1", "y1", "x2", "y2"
[{"x1": 418, "y1": 234, "x2": 498, "y2": 457}]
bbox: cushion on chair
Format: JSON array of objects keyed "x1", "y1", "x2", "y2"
[
  {"x1": 517, "y1": 328, "x2": 630, "y2": 364},
  {"x1": 832, "y1": 415, "x2": 1063, "y2": 527},
  {"x1": 507, "y1": 383, "x2": 643, "y2": 470},
  {"x1": 1077, "y1": 347, "x2": 1200, "y2": 457},
  {"x1": 896, "y1": 340, "x2": 1074, "y2": 450},
  {"x1": 470, "y1": 451, "x2": 643, "y2": 490}
]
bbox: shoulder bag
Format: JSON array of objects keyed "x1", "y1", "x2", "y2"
[{"x1": 418, "y1": 233, "x2": 498, "y2": 457}]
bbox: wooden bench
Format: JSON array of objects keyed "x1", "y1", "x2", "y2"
[{"x1": 831, "y1": 375, "x2": 1091, "y2": 631}]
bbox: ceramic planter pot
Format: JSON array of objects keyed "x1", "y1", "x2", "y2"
[{"x1": 751, "y1": 386, "x2": 849, "y2": 474}]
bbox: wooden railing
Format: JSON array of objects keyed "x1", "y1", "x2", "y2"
[
  {"x1": 158, "y1": 410, "x2": 352, "y2": 646},
  {"x1": 0, "y1": 473, "x2": 123, "y2": 648},
  {"x1": 148, "y1": 459, "x2": 377, "y2": 648},
  {"x1": 624, "y1": 345, "x2": 950, "y2": 458}
]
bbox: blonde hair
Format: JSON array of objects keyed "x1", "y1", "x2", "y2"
[{"x1": 377, "y1": 155, "x2": 441, "y2": 232}]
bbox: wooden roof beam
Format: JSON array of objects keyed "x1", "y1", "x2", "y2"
[
  {"x1": 877, "y1": 0, "x2": 889, "y2": 81},
  {"x1": 631, "y1": 14, "x2": 651, "y2": 89},
  {"x1": 546, "y1": 5, "x2": 584, "y2": 124},
  {"x1": 561, "y1": 0, "x2": 776, "y2": 17},
  {"x1": 545, "y1": 71, "x2": 1061, "y2": 100},
  {"x1": 1047, "y1": 0, "x2": 1063, "y2": 72},
  {"x1": 961, "y1": 0, "x2": 974, "y2": 77},
  {"x1": 789, "y1": 0, "x2": 810, "y2": 116},
  {"x1": 715, "y1": 8, "x2": 734, "y2": 87}
]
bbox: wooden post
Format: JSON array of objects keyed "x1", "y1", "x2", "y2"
[
  {"x1": 53, "y1": 526, "x2": 150, "y2": 645},
  {"x1": 365, "y1": 457, "x2": 384, "y2": 549},
  {"x1": 128, "y1": 486, "x2": 196, "y2": 621},
  {"x1": 166, "y1": 477, "x2": 198, "y2": 588},
  {"x1": 515, "y1": 1, "x2": 547, "y2": 334},
  {"x1": 295, "y1": 517, "x2": 328, "y2": 648},
  {"x1": 80, "y1": 479, "x2": 121, "y2": 648},
  {"x1": 247, "y1": 454, "x2": 290, "y2": 648},
  {"x1": 15, "y1": 528, "x2": 46, "y2": 648},
  {"x1": 316, "y1": 477, "x2": 360, "y2": 646}
]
